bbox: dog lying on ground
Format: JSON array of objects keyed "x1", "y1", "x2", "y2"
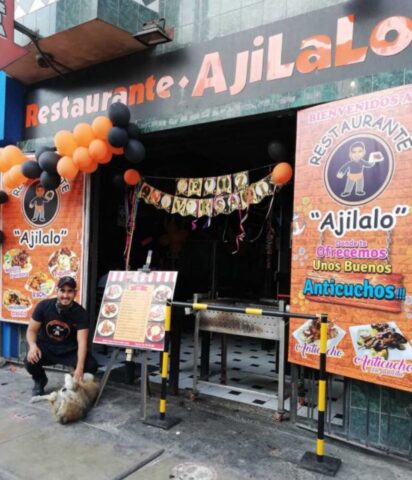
[{"x1": 31, "y1": 373, "x2": 100, "y2": 424}]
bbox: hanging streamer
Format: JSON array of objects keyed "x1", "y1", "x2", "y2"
[{"x1": 124, "y1": 185, "x2": 141, "y2": 270}]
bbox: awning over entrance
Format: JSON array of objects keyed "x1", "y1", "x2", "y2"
[{"x1": 4, "y1": 19, "x2": 148, "y2": 85}]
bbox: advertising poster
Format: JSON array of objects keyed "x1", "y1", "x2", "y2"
[
  {"x1": 290, "y1": 85, "x2": 412, "y2": 393},
  {"x1": 93, "y1": 270, "x2": 178, "y2": 352},
  {"x1": 1, "y1": 176, "x2": 86, "y2": 323}
]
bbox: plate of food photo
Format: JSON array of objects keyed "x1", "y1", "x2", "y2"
[
  {"x1": 149, "y1": 304, "x2": 165, "y2": 322},
  {"x1": 48, "y1": 248, "x2": 79, "y2": 277},
  {"x1": 25, "y1": 272, "x2": 55, "y2": 296},
  {"x1": 146, "y1": 324, "x2": 165, "y2": 343},
  {"x1": 349, "y1": 322, "x2": 412, "y2": 360},
  {"x1": 3, "y1": 249, "x2": 32, "y2": 274},
  {"x1": 153, "y1": 285, "x2": 173, "y2": 302},
  {"x1": 105, "y1": 284, "x2": 123, "y2": 300},
  {"x1": 97, "y1": 319, "x2": 116, "y2": 337},
  {"x1": 3, "y1": 289, "x2": 32, "y2": 311},
  {"x1": 293, "y1": 318, "x2": 346, "y2": 349},
  {"x1": 101, "y1": 302, "x2": 119, "y2": 319}
]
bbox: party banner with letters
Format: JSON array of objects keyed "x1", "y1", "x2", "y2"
[
  {"x1": 1, "y1": 176, "x2": 86, "y2": 323},
  {"x1": 139, "y1": 174, "x2": 273, "y2": 217},
  {"x1": 289, "y1": 85, "x2": 412, "y2": 393}
]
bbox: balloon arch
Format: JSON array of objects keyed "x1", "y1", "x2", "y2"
[{"x1": 0, "y1": 103, "x2": 293, "y2": 243}]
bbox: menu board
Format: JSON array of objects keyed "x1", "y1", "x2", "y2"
[
  {"x1": 94, "y1": 270, "x2": 178, "y2": 351},
  {"x1": 1, "y1": 177, "x2": 86, "y2": 323},
  {"x1": 289, "y1": 85, "x2": 412, "y2": 393}
]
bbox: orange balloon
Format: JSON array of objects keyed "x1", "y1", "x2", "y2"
[
  {"x1": 8, "y1": 164, "x2": 27, "y2": 185},
  {"x1": 73, "y1": 146, "x2": 93, "y2": 169},
  {"x1": 271, "y1": 163, "x2": 293, "y2": 185},
  {"x1": 57, "y1": 156, "x2": 79, "y2": 180},
  {"x1": 55, "y1": 130, "x2": 78, "y2": 156},
  {"x1": 91, "y1": 116, "x2": 112, "y2": 140},
  {"x1": 81, "y1": 161, "x2": 98, "y2": 174},
  {"x1": 98, "y1": 149, "x2": 113, "y2": 165},
  {"x1": 0, "y1": 149, "x2": 12, "y2": 173},
  {"x1": 2, "y1": 172, "x2": 15, "y2": 189},
  {"x1": 124, "y1": 169, "x2": 141, "y2": 186},
  {"x1": 89, "y1": 139, "x2": 108, "y2": 162},
  {"x1": 73, "y1": 123, "x2": 95, "y2": 147},
  {"x1": 107, "y1": 143, "x2": 124, "y2": 155},
  {"x1": 3, "y1": 145, "x2": 25, "y2": 167}
]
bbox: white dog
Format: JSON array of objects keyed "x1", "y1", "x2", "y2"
[{"x1": 31, "y1": 373, "x2": 100, "y2": 424}]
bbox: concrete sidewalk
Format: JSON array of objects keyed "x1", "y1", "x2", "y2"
[{"x1": 0, "y1": 364, "x2": 410, "y2": 480}]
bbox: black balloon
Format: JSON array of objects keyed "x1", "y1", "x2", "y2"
[
  {"x1": 40, "y1": 171, "x2": 61, "y2": 190},
  {"x1": 267, "y1": 141, "x2": 286, "y2": 161},
  {"x1": 35, "y1": 145, "x2": 54, "y2": 161},
  {"x1": 109, "y1": 102, "x2": 131, "y2": 128},
  {"x1": 39, "y1": 151, "x2": 61, "y2": 173},
  {"x1": 127, "y1": 122, "x2": 140, "y2": 140},
  {"x1": 0, "y1": 230, "x2": 4, "y2": 244},
  {"x1": 108, "y1": 127, "x2": 129, "y2": 148},
  {"x1": 113, "y1": 173, "x2": 126, "y2": 190},
  {"x1": 22, "y1": 160, "x2": 42, "y2": 179},
  {"x1": 125, "y1": 139, "x2": 146, "y2": 164},
  {"x1": 0, "y1": 190, "x2": 9, "y2": 204}
]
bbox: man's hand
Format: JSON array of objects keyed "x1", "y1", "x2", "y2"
[
  {"x1": 27, "y1": 345, "x2": 42, "y2": 364},
  {"x1": 73, "y1": 367, "x2": 84, "y2": 383}
]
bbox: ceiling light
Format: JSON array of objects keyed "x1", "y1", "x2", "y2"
[{"x1": 133, "y1": 18, "x2": 173, "y2": 46}]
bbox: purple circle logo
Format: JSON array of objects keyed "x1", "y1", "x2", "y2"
[
  {"x1": 324, "y1": 134, "x2": 394, "y2": 206},
  {"x1": 22, "y1": 180, "x2": 60, "y2": 227}
]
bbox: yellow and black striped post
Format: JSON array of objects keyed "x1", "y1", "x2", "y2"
[
  {"x1": 143, "y1": 299, "x2": 181, "y2": 430},
  {"x1": 316, "y1": 313, "x2": 328, "y2": 462},
  {"x1": 159, "y1": 301, "x2": 172, "y2": 420},
  {"x1": 300, "y1": 313, "x2": 341, "y2": 476}
]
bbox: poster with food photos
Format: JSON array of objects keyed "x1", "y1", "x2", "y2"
[
  {"x1": 1, "y1": 176, "x2": 86, "y2": 323},
  {"x1": 93, "y1": 270, "x2": 178, "y2": 351},
  {"x1": 290, "y1": 84, "x2": 412, "y2": 393}
]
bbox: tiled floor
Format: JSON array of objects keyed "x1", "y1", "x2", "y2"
[{"x1": 94, "y1": 333, "x2": 345, "y2": 424}]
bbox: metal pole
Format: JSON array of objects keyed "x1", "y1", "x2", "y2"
[
  {"x1": 316, "y1": 313, "x2": 328, "y2": 463},
  {"x1": 192, "y1": 294, "x2": 200, "y2": 397},
  {"x1": 95, "y1": 348, "x2": 121, "y2": 407},
  {"x1": 159, "y1": 302, "x2": 171, "y2": 421},
  {"x1": 143, "y1": 300, "x2": 181, "y2": 429},
  {"x1": 277, "y1": 317, "x2": 285, "y2": 415},
  {"x1": 220, "y1": 334, "x2": 227, "y2": 385},
  {"x1": 290, "y1": 364, "x2": 299, "y2": 423},
  {"x1": 141, "y1": 350, "x2": 148, "y2": 420},
  {"x1": 299, "y1": 314, "x2": 341, "y2": 476},
  {"x1": 277, "y1": 300, "x2": 285, "y2": 416},
  {"x1": 172, "y1": 300, "x2": 318, "y2": 320}
]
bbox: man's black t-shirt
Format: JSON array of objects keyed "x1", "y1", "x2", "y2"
[{"x1": 32, "y1": 299, "x2": 89, "y2": 354}]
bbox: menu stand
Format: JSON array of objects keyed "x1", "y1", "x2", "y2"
[{"x1": 95, "y1": 255, "x2": 153, "y2": 420}]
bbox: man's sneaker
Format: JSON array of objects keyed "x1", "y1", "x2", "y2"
[{"x1": 32, "y1": 376, "x2": 48, "y2": 396}]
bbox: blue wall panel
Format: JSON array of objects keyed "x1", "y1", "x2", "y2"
[{"x1": 0, "y1": 72, "x2": 26, "y2": 147}]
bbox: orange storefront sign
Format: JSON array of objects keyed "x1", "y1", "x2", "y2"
[
  {"x1": 290, "y1": 85, "x2": 412, "y2": 393},
  {"x1": 1, "y1": 176, "x2": 86, "y2": 323}
]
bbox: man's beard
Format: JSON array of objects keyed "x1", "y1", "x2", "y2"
[{"x1": 56, "y1": 300, "x2": 73, "y2": 311}]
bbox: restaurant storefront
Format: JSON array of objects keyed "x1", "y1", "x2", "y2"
[{"x1": 1, "y1": 0, "x2": 412, "y2": 459}]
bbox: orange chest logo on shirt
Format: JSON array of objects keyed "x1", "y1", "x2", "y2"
[{"x1": 46, "y1": 319, "x2": 71, "y2": 342}]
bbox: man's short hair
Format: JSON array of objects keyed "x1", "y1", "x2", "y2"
[
  {"x1": 350, "y1": 141, "x2": 366, "y2": 152},
  {"x1": 57, "y1": 276, "x2": 77, "y2": 290}
]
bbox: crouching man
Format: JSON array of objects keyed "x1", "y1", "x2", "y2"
[{"x1": 24, "y1": 276, "x2": 98, "y2": 396}]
